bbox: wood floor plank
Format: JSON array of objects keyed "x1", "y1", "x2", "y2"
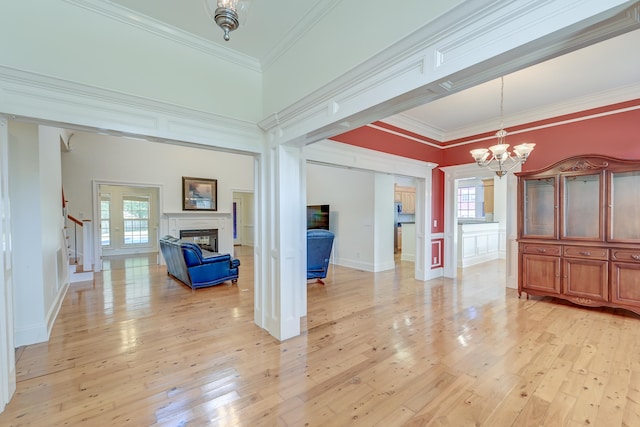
[{"x1": 2, "y1": 250, "x2": 640, "y2": 426}]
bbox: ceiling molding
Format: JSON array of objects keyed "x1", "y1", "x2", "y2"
[
  {"x1": 0, "y1": 65, "x2": 263, "y2": 153},
  {"x1": 63, "y1": 0, "x2": 262, "y2": 72},
  {"x1": 444, "y1": 100, "x2": 640, "y2": 150},
  {"x1": 258, "y1": 0, "x2": 502, "y2": 133},
  {"x1": 431, "y1": 2, "x2": 640, "y2": 98},
  {"x1": 444, "y1": 83, "x2": 640, "y2": 141},
  {"x1": 305, "y1": 140, "x2": 437, "y2": 179},
  {"x1": 261, "y1": 0, "x2": 343, "y2": 71},
  {"x1": 372, "y1": 98, "x2": 640, "y2": 151},
  {"x1": 366, "y1": 123, "x2": 443, "y2": 150},
  {"x1": 259, "y1": 1, "x2": 640, "y2": 147},
  {"x1": 380, "y1": 115, "x2": 447, "y2": 142}
]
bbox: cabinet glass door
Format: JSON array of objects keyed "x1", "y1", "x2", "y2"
[
  {"x1": 523, "y1": 177, "x2": 557, "y2": 238},
  {"x1": 562, "y1": 173, "x2": 603, "y2": 240},
  {"x1": 610, "y1": 171, "x2": 640, "y2": 242}
]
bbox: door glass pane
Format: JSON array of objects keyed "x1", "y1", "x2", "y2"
[
  {"x1": 100, "y1": 197, "x2": 111, "y2": 246},
  {"x1": 123, "y1": 196, "x2": 150, "y2": 245},
  {"x1": 563, "y1": 174, "x2": 601, "y2": 239},
  {"x1": 611, "y1": 171, "x2": 640, "y2": 241},
  {"x1": 523, "y1": 177, "x2": 556, "y2": 237}
]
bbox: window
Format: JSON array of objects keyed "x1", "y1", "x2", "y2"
[
  {"x1": 457, "y1": 186, "x2": 476, "y2": 218},
  {"x1": 100, "y1": 195, "x2": 111, "y2": 246},
  {"x1": 122, "y1": 196, "x2": 150, "y2": 245}
]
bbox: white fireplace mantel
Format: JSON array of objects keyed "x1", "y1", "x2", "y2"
[{"x1": 163, "y1": 211, "x2": 234, "y2": 255}]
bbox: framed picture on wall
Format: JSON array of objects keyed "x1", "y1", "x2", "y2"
[{"x1": 182, "y1": 177, "x2": 217, "y2": 211}]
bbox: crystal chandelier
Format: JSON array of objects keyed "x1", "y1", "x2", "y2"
[
  {"x1": 470, "y1": 77, "x2": 535, "y2": 177},
  {"x1": 204, "y1": 0, "x2": 251, "y2": 41}
]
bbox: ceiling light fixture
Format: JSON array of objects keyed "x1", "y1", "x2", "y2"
[
  {"x1": 204, "y1": 0, "x2": 251, "y2": 41},
  {"x1": 470, "y1": 77, "x2": 535, "y2": 177}
]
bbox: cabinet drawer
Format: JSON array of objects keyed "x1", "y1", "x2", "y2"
[
  {"x1": 611, "y1": 249, "x2": 640, "y2": 264},
  {"x1": 521, "y1": 244, "x2": 561, "y2": 256},
  {"x1": 563, "y1": 246, "x2": 608, "y2": 260}
]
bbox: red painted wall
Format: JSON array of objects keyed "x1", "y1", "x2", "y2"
[
  {"x1": 443, "y1": 102, "x2": 640, "y2": 170},
  {"x1": 330, "y1": 101, "x2": 640, "y2": 273},
  {"x1": 333, "y1": 122, "x2": 443, "y2": 163},
  {"x1": 431, "y1": 169, "x2": 444, "y2": 234}
]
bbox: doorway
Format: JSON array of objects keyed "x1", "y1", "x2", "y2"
[
  {"x1": 95, "y1": 183, "x2": 161, "y2": 272},
  {"x1": 441, "y1": 163, "x2": 519, "y2": 288},
  {"x1": 232, "y1": 191, "x2": 254, "y2": 247}
]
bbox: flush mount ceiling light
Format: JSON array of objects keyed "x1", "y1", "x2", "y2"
[
  {"x1": 204, "y1": 0, "x2": 251, "y2": 41},
  {"x1": 470, "y1": 77, "x2": 535, "y2": 177}
]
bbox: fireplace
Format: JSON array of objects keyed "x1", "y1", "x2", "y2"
[{"x1": 180, "y1": 228, "x2": 218, "y2": 253}]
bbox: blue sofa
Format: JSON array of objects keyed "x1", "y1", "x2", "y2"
[
  {"x1": 159, "y1": 235, "x2": 240, "y2": 289},
  {"x1": 307, "y1": 229, "x2": 335, "y2": 284}
]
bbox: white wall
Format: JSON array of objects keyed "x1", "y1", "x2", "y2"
[
  {"x1": 9, "y1": 122, "x2": 67, "y2": 346},
  {"x1": 38, "y1": 127, "x2": 67, "y2": 317},
  {"x1": 0, "y1": 117, "x2": 16, "y2": 411},
  {"x1": 307, "y1": 163, "x2": 398, "y2": 272},
  {"x1": 61, "y1": 130, "x2": 255, "y2": 253}
]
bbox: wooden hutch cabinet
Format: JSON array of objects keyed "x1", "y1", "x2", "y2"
[{"x1": 517, "y1": 155, "x2": 640, "y2": 315}]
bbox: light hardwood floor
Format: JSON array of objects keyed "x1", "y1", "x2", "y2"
[{"x1": 2, "y1": 248, "x2": 640, "y2": 426}]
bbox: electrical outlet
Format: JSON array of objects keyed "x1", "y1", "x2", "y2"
[{"x1": 433, "y1": 220, "x2": 437, "y2": 227}]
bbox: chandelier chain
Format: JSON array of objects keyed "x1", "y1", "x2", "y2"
[{"x1": 469, "y1": 75, "x2": 535, "y2": 177}]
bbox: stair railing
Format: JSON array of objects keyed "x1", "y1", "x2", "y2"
[{"x1": 66, "y1": 214, "x2": 83, "y2": 264}]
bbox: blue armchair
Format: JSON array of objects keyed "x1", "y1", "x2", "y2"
[
  {"x1": 160, "y1": 236, "x2": 240, "y2": 289},
  {"x1": 307, "y1": 229, "x2": 335, "y2": 284}
]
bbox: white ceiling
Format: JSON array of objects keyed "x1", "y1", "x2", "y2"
[{"x1": 107, "y1": 0, "x2": 640, "y2": 142}]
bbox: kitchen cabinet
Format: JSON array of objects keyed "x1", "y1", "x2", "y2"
[
  {"x1": 394, "y1": 185, "x2": 415, "y2": 214},
  {"x1": 517, "y1": 155, "x2": 640, "y2": 315},
  {"x1": 482, "y1": 178, "x2": 494, "y2": 215}
]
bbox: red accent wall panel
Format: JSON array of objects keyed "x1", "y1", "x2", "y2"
[
  {"x1": 331, "y1": 124, "x2": 444, "y2": 164},
  {"x1": 431, "y1": 238, "x2": 444, "y2": 269},
  {"x1": 443, "y1": 107, "x2": 640, "y2": 170},
  {"x1": 432, "y1": 169, "x2": 444, "y2": 233}
]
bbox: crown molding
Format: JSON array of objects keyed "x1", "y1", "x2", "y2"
[
  {"x1": 0, "y1": 65, "x2": 263, "y2": 153},
  {"x1": 62, "y1": 0, "x2": 262, "y2": 72},
  {"x1": 383, "y1": 82, "x2": 640, "y2": 144},
  {"x1": 258, "y1": 0, "x2": 639, "y2": 147},
  {"x1": 445, "y1": 83, "x2": 640, "y2": 142},
  {"x1": 380, "y1": 115, "x2": 447, "y2": 142},
  {"x1": 304, "y1": 139, "x2": 437, "y2": 180},
  {"x1": 261, "y1": 0, "x2": 343, "y2": 71}
]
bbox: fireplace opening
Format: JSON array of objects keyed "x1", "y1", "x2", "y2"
[{"x1": 180, "y1": 228, "x2": 218, "y2": 253}]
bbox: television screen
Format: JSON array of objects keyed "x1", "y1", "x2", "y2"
[{"x1": 307, "y1": 205, "x2": 330, "y2": 230}]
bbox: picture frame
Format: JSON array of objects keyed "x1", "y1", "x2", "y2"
[{"x1": 182, "y1": 177, "x2": 217, "y2": 211}]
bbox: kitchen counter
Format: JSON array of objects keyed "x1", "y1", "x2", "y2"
[{"x1": 457, "y1": 221, "x2": 504, "y2": 267}]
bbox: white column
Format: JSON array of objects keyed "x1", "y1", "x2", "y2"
[
  {"x1": 256, "y1": 144, "x2": 306, "y2": 341},
  {"x1": 0, "y1": 116, "x2": 16, "y2": 413},
  {"x1": 505, "y1": 172, "x2": 519, "y2": 289},
  {"x1": 82, "y1": 219, "x2": 93, "y2": 269},
  {"x1": 415, "y1": 172, "x2": 435, "y2": 281},
  {"x1": 373, "y1": 173, "x2": 395, "y2": 272}
]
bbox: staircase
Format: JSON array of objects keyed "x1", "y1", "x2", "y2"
[{"x1": 65, "y1": 214, "x2": 94, "y2": 283}]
